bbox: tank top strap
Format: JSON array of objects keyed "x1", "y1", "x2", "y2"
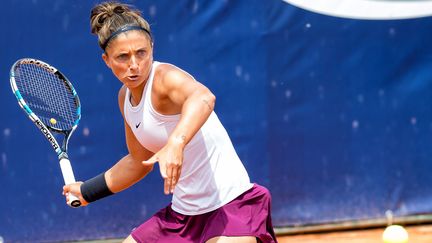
[{"x1": 142, "y1": 61, "x2": 160, "y2": 108}]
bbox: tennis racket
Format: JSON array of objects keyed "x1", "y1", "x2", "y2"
[{"x1": 10, "y1": 58, "x2": 82, "y2": 207}]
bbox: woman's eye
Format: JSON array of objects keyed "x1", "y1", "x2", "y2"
[
  {"x1": 137, "y1": 50, "x2": 146, "y2": 57},
  {"x1": 117, "y1": 54, "x2": 129, "y2": 61}
]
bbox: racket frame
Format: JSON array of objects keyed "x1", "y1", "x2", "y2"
[{"x1": 10, "y1": 58, "x2": 82, "y2": 208}]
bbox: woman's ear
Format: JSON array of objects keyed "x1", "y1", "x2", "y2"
[{"x1": 102, "y1": 53, "x2": 111, "y2": 69}]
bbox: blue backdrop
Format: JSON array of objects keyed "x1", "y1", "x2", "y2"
[{"x1": 1, "y1": 0, "x2": 432, "y2": 242}]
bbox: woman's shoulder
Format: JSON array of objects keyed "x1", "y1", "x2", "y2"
[
  {"x1": 117, "y1": 85, "x2": 128, "y2": 115},
  {"x1": 155, "y1": 62, "x2": 181, "y2": 76},
  {"x1": 155, "y1": 62, "x2": 194, "y2": 84},
  {"x1": 118, "y1": 85, "x2": 127, "y2": 101}
]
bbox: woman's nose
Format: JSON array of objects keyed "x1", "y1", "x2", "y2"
[{"x1": 129, "y1": 56, "x2": 138, "y2": 70}]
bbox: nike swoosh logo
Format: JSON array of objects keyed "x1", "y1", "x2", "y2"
[{"x1": 135, "y1": 122, "x2": 141, "y2": 129}]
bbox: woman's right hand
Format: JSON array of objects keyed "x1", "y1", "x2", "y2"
[
  {"x1": 63, "y1": 182, "x2": 89, "y2": 207},
  {"x1": 142, "y1": 139, "x2": 184, "y2": 195}
]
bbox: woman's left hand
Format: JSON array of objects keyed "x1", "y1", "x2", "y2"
[{"x1": 142, "y1": 141, "x2": 184, "y2": 195}]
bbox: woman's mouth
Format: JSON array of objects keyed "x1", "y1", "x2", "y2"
[{"x1": 127, "y1": 75, "x2": 140, "y2": 81}]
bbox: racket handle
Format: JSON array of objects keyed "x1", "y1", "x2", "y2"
[{"x1": 59, "y1": 157, "x2": 81, "y2": 208}]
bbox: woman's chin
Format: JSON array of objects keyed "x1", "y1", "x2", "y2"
[{"x1": 124, "y1": 80, "x2": 145, "y2": 89}]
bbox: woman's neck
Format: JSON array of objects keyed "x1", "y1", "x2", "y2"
[
  {"x1": 129, "y1": 82, "x2": 146, "y2": 106},
  {"x1": 128, "y1": 62, "x2": 153, "y2": 106}
]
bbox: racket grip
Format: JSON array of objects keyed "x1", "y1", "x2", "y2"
[{"x1": 59, "y1": 157, "x2": 81, "y2": 208}]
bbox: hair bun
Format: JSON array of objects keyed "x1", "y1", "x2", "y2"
[
  {"x1": 113, "y1": 5, "x2": 127, "y2": 14},
  {"x1": 90, "y1": 1, "x2": 151, "y2": 49},
  {"x1": 90, "y1": 2, "x2": 132, "y2": 35}
]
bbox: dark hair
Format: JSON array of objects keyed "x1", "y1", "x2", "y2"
[{"x1": 90, "y1": 1, "x2": 152, "y2": 50}]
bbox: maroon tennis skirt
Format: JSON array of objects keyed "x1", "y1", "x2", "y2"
[{"x1": 131, "y1": 183, "x2": 277, "y2": 243}]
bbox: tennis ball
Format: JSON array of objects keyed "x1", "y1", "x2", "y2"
[
  {"x1": 382, "y1": 225, "x2": 409, "y2": 243},
  {"x1": 50, "y1": 118, "x2": 57, "y2": 125}
]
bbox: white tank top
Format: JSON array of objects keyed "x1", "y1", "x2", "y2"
[{"x1": 123, "y1": 61, "x2": 252, "y2": 215}]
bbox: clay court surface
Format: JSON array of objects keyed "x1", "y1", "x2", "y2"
[
  {"x1": 70, "y1": 224, "x2": 432, "y2": 242},
  {"x1": 277, "y1": 224, "x2": 432, "y2": 243}
]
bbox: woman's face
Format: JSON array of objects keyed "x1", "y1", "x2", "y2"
[{"x1": 102, "y1": 30, "x2": 153, "y2": 89}]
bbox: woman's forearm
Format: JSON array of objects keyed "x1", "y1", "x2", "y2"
[
  {"x1": 168, "y1": 89, "x2": 216, "y2": 149},
  {"x1": 105, "y1": 153, "x2": 153, "y2": 193}
]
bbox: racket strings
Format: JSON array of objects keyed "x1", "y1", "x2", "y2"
[{"x1": 15, "y1": 64, "x2": 78, "y2": 130}]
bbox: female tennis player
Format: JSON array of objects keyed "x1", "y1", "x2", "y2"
[{"x1": 63, "y1": 2, "x2": 276, "y2": 242}]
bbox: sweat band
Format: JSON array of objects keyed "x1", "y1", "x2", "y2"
[
  {"x1": 80, "y1": 173, "x2": 114, "y2": 203},
  {"x1": 101, "y1": 25, "x2": 152, "y2": 50}
]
